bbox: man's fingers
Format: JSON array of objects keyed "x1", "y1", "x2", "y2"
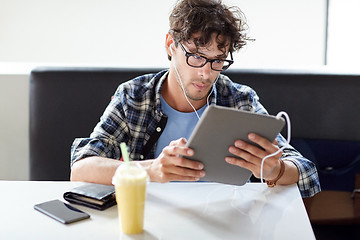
[
  {"x1": 162, "y1": 144, "x2": 194, "y2": 158},
  {"x1": 157, "y1": 158, "x2": 205, "y2": 182},
  {"x1": 160, "y1": 154, "x2": 203, "y2": 170},
  {"x1": 229, "y1": 146, "x2": 258, "y2": 163},
  {"x1": 152, "y1": 137, "x2": 204, "y2": 183},
  {"x1": 161, "y1": 173, "x2": 201, "y2": 182},
  {"x1": 232, "y1": 134, "x2": 281, "y2": 160},
  {"x1": 169, "y1": 137, "x2": 187, "y2": 146},
  {"x1": 166, "y1": 164, "x2": 205, "y2": 178},
  {"x1": 247, "y1": 133, "x2": 278, "y2": 152},
  {"x1": 225, "y1": 157, "x2": 257, "y2": 173}
]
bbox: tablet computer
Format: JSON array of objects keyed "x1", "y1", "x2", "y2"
[{"x1": 185, "y1": 105, "x2": 285, "y2": 186}]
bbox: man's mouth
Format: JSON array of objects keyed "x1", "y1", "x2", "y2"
[{"x1": 192, "y1": 82, "x2": 209, "y2": 91}]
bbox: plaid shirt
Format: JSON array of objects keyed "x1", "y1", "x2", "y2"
[{"x1": 71, "y1": 69, "x2": 320, "y2": 197}]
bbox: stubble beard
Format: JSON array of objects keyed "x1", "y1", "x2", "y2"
[{"x1": 178, "y1": 81, "x2": 211, "y2": 101}]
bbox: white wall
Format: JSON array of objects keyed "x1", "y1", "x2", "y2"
[
  {"x1": 0, "y1": 0, "x2": 326, "y2": 67},
  {"x1": 327, "y1": 0, "x2": 360, "y2": 67},
  {"x1": 0, "y1": 73, "x2": 29, "y2": 180},
  {"x1": 0, "y1": 0, "x2": 327, "y2": 180}
]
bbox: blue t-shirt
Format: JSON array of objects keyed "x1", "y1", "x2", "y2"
[{"x1": 155, "y1": 97, "x2": 207, "y2": 158}]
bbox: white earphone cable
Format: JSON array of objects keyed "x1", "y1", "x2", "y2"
[
  {"x1": 260, "y1": 111, "x2": 291, "y2": 183},
  {"x1": 171, "y1": 43, "x2": 218, "y2": 121},
  {"x1": 173, "y1": 64, "x2": 201, "y2": 120}
]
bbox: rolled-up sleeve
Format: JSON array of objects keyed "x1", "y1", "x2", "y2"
[
  {"x1": 70, "y1": 136, "x2": 122, "y2": 166},
  {"x1": 277, "y1": 135, "x2": 321, "y2": 198},
  {"x1": 70, "y1": 89, "x2": 129, "y2": 166}
]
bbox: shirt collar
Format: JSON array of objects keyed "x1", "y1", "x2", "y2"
[
  {"x1": 207, "y1": 74, "x2": 222, "y2": 105},
  {"x1": 154, "y1": 70, "x2": 223, "y2": 109},
  {"x1": 154, "y1": 70, "x2": 169, "y2": 115}
]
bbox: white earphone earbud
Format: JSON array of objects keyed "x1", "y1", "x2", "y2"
[{"x1": 170, "y1": 43, "x2": 174, "y2": 55}]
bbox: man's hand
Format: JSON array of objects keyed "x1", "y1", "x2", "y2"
[
  {"x1": 146, "y1": 138, "x2": 205, "y2": 183},
  {"x1": 225, "y1": 133, "x2": 282, "y2": 180}
]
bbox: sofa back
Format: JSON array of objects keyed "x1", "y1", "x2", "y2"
[{"x1": 29, "y1": 67, "x2": 360, "y2": 191}]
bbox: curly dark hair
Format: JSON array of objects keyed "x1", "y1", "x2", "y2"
[{"x1": 169, "y1": 0, "x2": 251, "y2": 59}]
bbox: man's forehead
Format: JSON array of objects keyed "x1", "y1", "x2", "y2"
[{"x1": 185, "y1": 38, "x2": 230, "y2": 58}]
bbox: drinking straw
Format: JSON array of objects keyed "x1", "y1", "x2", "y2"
[{"x1": 120, "y1": 142, "x2": 130, "y2": 166}]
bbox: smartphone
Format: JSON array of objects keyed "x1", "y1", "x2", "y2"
[{"x1": 34, "y1": 199, "x2": 90, "y2": 224}]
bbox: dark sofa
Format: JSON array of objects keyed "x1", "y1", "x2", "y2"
[{"x1": 29, "y1": 67, "x2": 360, "y2": 193}]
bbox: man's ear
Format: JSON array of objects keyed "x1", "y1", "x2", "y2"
[{"x1": 165, "y1": 33, "x2": 175, "y2": 57}]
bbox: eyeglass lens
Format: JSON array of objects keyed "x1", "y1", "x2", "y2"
[{"x1": 187, "y1": 55, "x2": 229, "y2": 71}]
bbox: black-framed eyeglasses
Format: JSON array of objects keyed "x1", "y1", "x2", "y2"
[{"x1": 177, "y1": 42, "x2": 234, "y2": 71}]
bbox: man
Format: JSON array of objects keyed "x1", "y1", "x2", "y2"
[{"x1": 71, "y1": 0, "x2": 320, "y2": 198}]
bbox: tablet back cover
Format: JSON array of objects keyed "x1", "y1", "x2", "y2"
[{"x1": 185, "y1": 105, "x2": 285, "y2": 186}]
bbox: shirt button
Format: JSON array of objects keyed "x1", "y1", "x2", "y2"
[
  {"x1": 140, "y1": 155, "x2": 144, "y2": 160},
  {"x1": 156, "y1": 127, "x2": 162, "y2": 132}
]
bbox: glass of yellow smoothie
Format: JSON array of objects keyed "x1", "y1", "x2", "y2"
[{"x1": 113, "y1": 162, "x2": 148, "y2": 234}]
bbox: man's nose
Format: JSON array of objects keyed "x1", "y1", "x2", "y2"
[{"x1": 199, "y1": 61, "x2": 212, "y2": 79}]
